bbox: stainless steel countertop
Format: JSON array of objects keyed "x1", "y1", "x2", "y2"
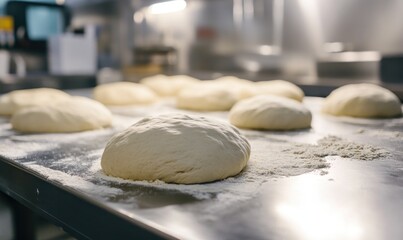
[{"x1": 0, "y1": 91, "x2": 402, "y2": 240}]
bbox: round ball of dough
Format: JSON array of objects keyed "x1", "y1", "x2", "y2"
[
  {"x1": 229, "y1": 95, "x2": 312, "y2": 130},
  {"x1": 214, "y1": 76, "x2": 256, "y2": 99},
  {"x1": 93, "y1": 82, "x2": 157, "y2": 106},
  {"x1": 140, "y1": 74, "x2": 200, "y2": 97},
  {"x1": 176, "y1": 83, "x2": 238, "y2": 111},
  {"x1": 254, "y1": 80, "x2": 304, "y2": 102},
  {"x1": 11, "y1": 97, "x2": 112, "y2": 133},
  {"x1": 321, "y1": 84, "x2": 402, "y2": 118},
  {"x1": 0, "y1": 88, "x2": 71, "y2": 115},
  {"x1": 101, "y1": 114, "x2": 251, "y2": 184}
]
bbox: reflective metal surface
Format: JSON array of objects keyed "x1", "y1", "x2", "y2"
[
  {"x1": 136, "y1": 157, "x2": 403, "y2": 240},
  {"x1": 132, "y1": 98, "x2": 403, "y2": 240},
  {"x1": 0, "y1": 92, "x2": 402, "y2": 239}
]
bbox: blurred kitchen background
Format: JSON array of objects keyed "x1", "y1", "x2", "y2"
[
  {"x1": 0, "y1": 0, "x2": 403, "y2": 95},
  {"x1": 0, "y1": 1, "x2": 403, "y2": 239}
]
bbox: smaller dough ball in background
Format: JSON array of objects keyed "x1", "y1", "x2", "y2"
[
  {"x1": 140, "y1": 74, "x2": 200, "y2": 97},
  {"x1": 176, "y1": 82, "x2": 238, "y2": 111},
  {"x1": 93, "y1": 82, "x2": 158, "y2": 106},
  {"x1": 321, "y1": 84, "x2": 402, "y2": 118},
  {"x1": 139, "y1": 74, "x2": 169, "y2": 96},
  {"x1": 0, "y1": 88, "x2": 71, "y2": 116},
  {"x1": 213, "y1": 76, "x2": 257, "y2": 99},
  {"x1": 11, "y1": 97, "x2": 112, "y2": 133},
  {"x1": 253, "y1": 80, "x2": 304, "y2": 102},
  {"x1": 229, "y1": 95, "x2": 312, "y2": 130},
  {"x1": 101, "y1": 114, "x2": 251, "y2": 184}
]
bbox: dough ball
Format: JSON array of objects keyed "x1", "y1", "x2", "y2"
[
  {"x1": 0, "y1": 88, "x2": 71, "y2": 115},
  {"x1": 140, "y1": 74, "x2": 200, "y2": 97},
  {"x1": 11, "y1": 97, "x2": 112, "y2": 133},
  {"x1": 176, "y1": 83, "x2": 238, "y2": 111},
  {"x1": 214, "y1": 76, "x2": 256, "y2": 99},
  {"x1": 93, "y1": 82, "x2": 157, "y2": 106},
  {"x1": 321, "y1": 84, "x2": 402, "y2": 118},
  {"x1": 101, "y1": 114, "x2": 250, "y2": 184},
  {"x1": 229, "y1": 95, "x2": 312, "y2": 130},
  {"x1": 254, "y1": 80, "x2": 304, "y2": 102}
]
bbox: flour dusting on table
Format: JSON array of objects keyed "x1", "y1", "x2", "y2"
[
  {"x1": 0, "y1": 98, "x2": 396, "y2": 207},
  {"x1": 27, "y1": 163, "x2": 123, "y2": 196},
  {"x1": 86, "y1": 133, "x2": 388, "y2": 202},
  {"x1": 0, "y1": 139, "x2": 58, "y2": 159}
]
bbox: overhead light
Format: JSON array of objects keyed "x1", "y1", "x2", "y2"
[
  {"x1": 148, "y1": 0, "x2": 187, "y2": 15},
  {"x1": 133, "y1": 11, "x2": 144, "y2": 23}
]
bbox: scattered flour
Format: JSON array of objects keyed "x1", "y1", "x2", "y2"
[
  {"x1": 0, "y1": 97, "x2": 396, "y2": 206},
  {"x1": 0, "y1": 139, "x2": 58, "y2": 159},
  {"x1": 0, "y1": 125, "x2": 389, "y2": 203},
  {"x1": 85, "y1": 134, "x2": 388, "y2": 202},
  {"x1": 385, "y1": 117, "x2": 403, "y2": 128},
  {"x1": 26, "y1": 163, "x2": 123, "y2": 196},
  {"x1": 292, "y1": 135, "x2": 389, "y2": 161},
  {"x1": 355, "y1": 128, "x2": 402, "y2": 139}
]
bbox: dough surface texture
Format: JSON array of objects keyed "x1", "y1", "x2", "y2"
[
  {"x1": 176, "y1": 83, "x2": 238, "y2": 111},
  {"x1": 321, "y1": 84, "x2": 402, "y2": 118},
  {"x1": 254, "y1": 80, "x2": 304, "y2": 102},
  {"x1": 11, "y1": 97, "x2": 112, "y2": 133},
  {"x1": 140, "y1": 75, "x2": 200, "y2": 97},
  {"x1": 93, "y1": 82, "x2": 157, "y2": 106},
  {"x1": 101, "y1": 114, "x2": 251, "y2": 184},
  {"x1": 229, "y1": 95, "x2": 312, "y2": 130},
  {"x1": 0, "y1": 88, "x2": 71, "y2": 115},
  {"x1": 213, "y1": 76, "x2": 256, "y2": 99}
]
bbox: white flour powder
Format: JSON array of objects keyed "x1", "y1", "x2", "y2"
[
  {"x1": 0, "y1": 98, "x2": 396, "y2": 203},
  {"x1": 355, "y1": 128, "x2": 402, "y2": 139},
  {"x1": 27, "y1": 163, "x2": 123, "y2": 196},
  {"x1": 87, "y1": 134, "x2": 388, "y2": 201},
  {"x1": 0, "y1": 139, "x2": 58, "y2": 159}
]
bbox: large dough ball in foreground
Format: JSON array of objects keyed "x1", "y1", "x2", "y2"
[
  {"x1": 322, "y1": 84, "x2": 402, "y2": 118},
  {"x1": 229, "y1": 95, "x2": 312, "y2": 130},
  {"x1": 254, "y1": 80, "x2": 304, "y2": 102},
  {"x1": 140, "y1": 74, "x2": 200, "y2": 97},
  {"x1": 11, "y1": 97, "x2": 112, "y2": 133},
  {"x1": 93, "y1": 82, "x2": 157, "y2": 106},
  {"x1": 176, "y1": 83, "x2": 238, "y2": 111},
  {"x1": 101, "y1": 114, "x2": 251, "y2": 184},
  {"x1": 0, "y1": 88, "x2": 71, "y2": 115}
]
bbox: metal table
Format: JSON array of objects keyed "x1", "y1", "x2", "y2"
[{"x1": 0, "y1": 93, "x2": 402, "y2": 240}]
